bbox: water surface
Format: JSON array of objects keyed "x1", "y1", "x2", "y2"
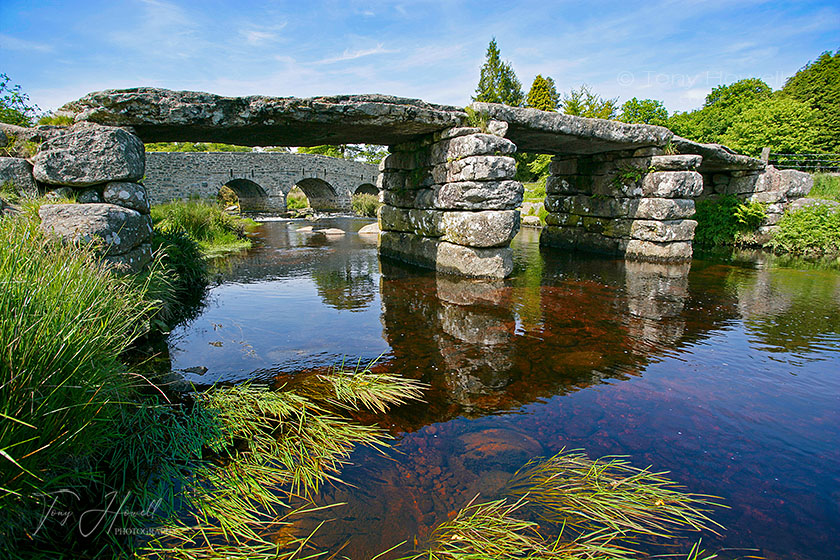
[{"x1": 168, "y1": 218, "x2": 840, "y2": 560}]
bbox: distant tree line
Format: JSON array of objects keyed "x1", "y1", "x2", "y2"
[{"x1": 473, "y1": 39, "x2": 839, "y2": 161}]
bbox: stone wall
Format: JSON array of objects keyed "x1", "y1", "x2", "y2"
[
  {"x1": 377, "y1": 123, "x2": 523, "y2": 278},
  {"x1": 699, "y1": 165, "x2": 813, "y2": 242},
  {"x1": 0, "y1": 122, "x2": 153, "y2": 273},
  {"x1": 541, "y1": 149, "x2": 702, "y2": 262},
  {"x1": 144, "y1": 151, "x2": 378, "y2": 212}
]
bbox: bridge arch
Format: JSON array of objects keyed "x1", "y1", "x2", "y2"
[
  {"x1": 222, "y1": 178, "x2": 269, "y2": 212},
  {"x1": 293, "y1": 178, "x2": 340, "y2": 211},
  {"x1": 354, "y1": 183, "x2": 378, "y2": 196}
]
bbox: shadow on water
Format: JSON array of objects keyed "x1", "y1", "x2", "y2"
[{"x1": 163, "y1": 220, "x2": 840, "y2": 560}]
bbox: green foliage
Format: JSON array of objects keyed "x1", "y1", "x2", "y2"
[
  {"x1": 0, "y1": 133, "x2": 40, "y2": 158},
  {"x1": 0, "y1": 217, "x2": 152, "y2": 526},
  {"x1": 811, "y1": 173, "x2": 840, "y2": 201},
  {"x1": 285, "y1": 186, "x2": 309, "y2": 210},
  {"x1": 352, "y1": 192, "x2": 381, "y2": 217},
  {"x1": 561, "y1": 84, "x2": 618, "y2": 119},
  {"x1": 473, "y1": 38, "x2": 524, "y2": 107},
  {"x1": 668, "y1": 79, "x2": 773, "y2": 145},
  {"x1": 619, "y1": 97, "x2": 668, "y2": 126},
  {"x1": 770, "y1": 204, "x2": 840, "y2": 256},
  {"x1": 464, "y1": 106, "x2": 490, "y2": 131},
  {"x1": 36, "y1": 113, "x2": 74, "y2": 126},
  {"x1": 694, "y1": 195, "x2": 766, "y2": 247},
  {"x1": 0, "y1": 74, "x2": 39, "y2": 126},
  {"x1": 782, "y1": 50, "x2": 840, "y2": 153},
  {"x1": 720, "y1": 96, "x2": 820, "y2": 157},
  {"x1": 144, "y1": 142, "x2": 253, "y2": 152},
  {"x1": 151, "y1": 199, "x2": 253, "y2": 254},
  {"x1": 522, "y1": 181, "x2": 546, "y2": 202},
  {"x1": 297, "y1": 144, "x2": 388, "y2": 164},
  {"x1": 525, "y1": 74, "x2": 559, "y2": 111}
]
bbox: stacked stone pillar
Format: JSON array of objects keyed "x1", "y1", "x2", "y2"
[
  {"x1": 377, "y1": 125, "x2": 523, "y2": 278},
  {"x1": 541, "y1": 150, "x2": 704, "y2": 262}
]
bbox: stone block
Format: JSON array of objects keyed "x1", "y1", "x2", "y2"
[
  {"x1": 421, "y1": 180, "x2": 523, "y2": 210},
  {"x1": 625, "y1": 240, "x2": 692, "y2": 262},
  {"x1": 431, "y1": 155, "x2": 516, "y2": 183},
  {"x1": 631, "y1": 219, "x2": 697, "y2": 242},
  {"x1": 103, "y1": 182, "x2": 150, "y2": 213},
  {"x1": 650, "y1": 154, "x2": 702, "y2": 170},
  {"x1": 378, "y1": 204, "x2": 443, "y2": 236},
  {"x1": 379, "y1": 230, "x2": 513, "y2": 278},
  {"x1": 641, "y1": 171, "x2": 703, "y2": 198},
  {"x1": 440, "y1": 210, "x2": 520, "y2": 248},
  {"x1": 39, "y1": 203, "x2": 152, "y2": 256},
  {"x1": 632, "y1": 198, "x2": 695, "y2": 220},
  {"x1": 581, "y1": 216, "x2": 633, "y2": 238},
  {"x1": 32, "y1": 123, "x2": 144, "y2": 186},
  {"x1": 540, "y1": 225, "x2": 629, "y2": 255},
  {"x1": 429, "y1": 133, "x2": 516, "y2": 165},
  {"x1": 549, "y1": 158, "x2": 578, "y2": 175},
  {"x1": 76, "y1": 187, "x2": 102, "y2": 203},
  {"x1": 0, "y1": 157, "x2": 37, "y2": 197},
  {"x1": 544, "y1": 212, "x2": 581, "y2": 227},
  {"x1": 547, "y1": 174, "x2": 589, "y2": 195}
]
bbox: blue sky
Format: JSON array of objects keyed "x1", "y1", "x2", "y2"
[{"x1": 1, "y1": 0, "x2": 838, "y2": 114}]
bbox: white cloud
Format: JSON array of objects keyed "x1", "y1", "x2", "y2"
[
  {"x1": 316, "y1": 44, "x2": 398, "y2": 64},
  {"x1": 0, "y1": 33, "x2": 54, "y2": 53}
]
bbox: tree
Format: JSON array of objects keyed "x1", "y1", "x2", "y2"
[
  {"x1": 474, "y1": 38, "x2": 524, "y2": 106},
  {"x1": 526, "y1": 75, "x2": 559, "y2": 111},
  {"x1": 667, "y1": 78, "x2": 773, "y2": 144},
  {"x1": 0, "y1": 74, "x2": 39, "y2": 127},
  {"x1": 618, "y1": 98, "x2": 668, "y2": 126},
  {"x1": 561, "y1": 85, "x2": 617, "y2": 119},
  {"x1": 721, "y1": 96, "x2": 820, "y2": 157},
  {"x1": 297, "y1": 144, "x2": 388, "y2": 164},
  {"x1": 782, "y1": 50, "x2": 840, "y2": 153}
]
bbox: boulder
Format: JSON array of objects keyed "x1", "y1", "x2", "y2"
[
  {"x1": 631, "y1": 219, "x2": 697, "y2": 242},
  {"x1": 440, "y1": 210, "x2": 520, "y2": 248},
  {"x1": 625, "y1": 240, "x2": 693, "y2": 262},
  {"x1": 31, "y1": 123, "x2": 145, "y2": 186},
  {"x1": 102, "y1": 243, "x2": 153, "y2": 274},
  {"x1": 0, "y1": 157, "x2": 37, "y2": 198},
  {"x1": 641, "y1": 171, "x2": 703, "y2": 198},
  {"x1": 76, "y1": 188, "x2": 102, "y2": 203},
  {"x1": 379, "y1": 230, "x2": 513, "y2": 278},
  {"x1": 632, "y1": 198, "x2": 695, "y2": 220},
  {"x1": 431, "y1": 155, "x2": 517, "y2": 184},
  {"x1": 39, "y1": 203, "x2": 152, "y2": 256},
  {"x1": 103, "y1": 181, "x2": 150, "y2": 213},
  {"x1": 422, "y1": 180, "x2": 524, "y2": 210},
  {"x1": 357, "y1": 222, "x2": 380, "y2": 235},
  {"x1": 650, "y1": 154, "x2": 702, "y2": 171}
]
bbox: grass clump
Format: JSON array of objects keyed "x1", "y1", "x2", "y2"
[
  {"x1": 523, "y1": 180, "x2": 546, "y2": 202},
  {"x1": 694, "y1": 195, "x2": 766, "y2": 247},
  {"x1": 0, "y1": 217, "x2": 153, "y2": 538},
  {"x1": 352, "y1": 192, "x2": 381, "y2": 217},
  {"x1": 810, "y1": 173, "x2": 840, "y2": 201},
  {"x1": 769, "y1": 203, "x2": 840, "y2": 256},
  {"x1": 151, "y1": 199, "x2": 255, "y2": 256},
  {"x1": 399, "y1": 448, "x2": 723, "y2": 560}
]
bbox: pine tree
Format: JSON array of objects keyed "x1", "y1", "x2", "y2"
[
  {"x1": 474, "y1": 38, "x2": 524, "y2": 107},
  {"x1": 526, "y1": 75, "x2": 559, "y2": 111}
]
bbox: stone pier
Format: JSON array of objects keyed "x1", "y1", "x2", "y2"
[{"x1": 377, "y1": 125, "x2": 523, "y2": 278}]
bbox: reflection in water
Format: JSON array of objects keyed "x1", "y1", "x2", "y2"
[{"x1": 164, "y1": 220, "x2": 840, "y2": 560}]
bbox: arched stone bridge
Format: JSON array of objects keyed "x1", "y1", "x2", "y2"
[
  {"x1": 144, "y1": 151, "x2": 378, "y2": 212},
  {"x1": 58, "y1": 88, "x2": 811, "y2": 278}
]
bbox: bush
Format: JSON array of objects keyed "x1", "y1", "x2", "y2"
[
  {"x1": 0, "y1": 217, "x2": 152, "y2": 532},
  {"x1": 352, "y1": 192, "x2": 381, "y2": 217},
  {"x1": 693, "y1": 195, "x2": 766, "y2": 246},
  {"x1": 770, "y1": 204, "x2": 840, "y2": 256},
  {"x1": 151, "y1": 199, "x2": 252, "y2": 254}
]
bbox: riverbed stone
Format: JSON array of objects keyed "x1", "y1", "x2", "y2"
[
  {"x1": 103, "y1": 181, "x2": 150, "y2": 213},
  {"x1": 440, "y1": 210, "x2": 519, "y2": 248},
  {"x1": 39, "y1": 203, "x2": 152, "y2": 256},
  {"x1": 32, "y1": 123, "x2": 145, "y2": 187}
]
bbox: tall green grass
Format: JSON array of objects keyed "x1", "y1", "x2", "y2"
[
  {"x1": 810, "y1": 173, "x2": 840, "y2": 201},
  {"x1": 0, "y1": 217, "x2": 153, "y2": 535},
  {"x1": 770, "y1": 203, "x2": 840, "y2": 256},
  {"x1": 151, "y1": 199, "x2": 253, "y2": 255}
]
